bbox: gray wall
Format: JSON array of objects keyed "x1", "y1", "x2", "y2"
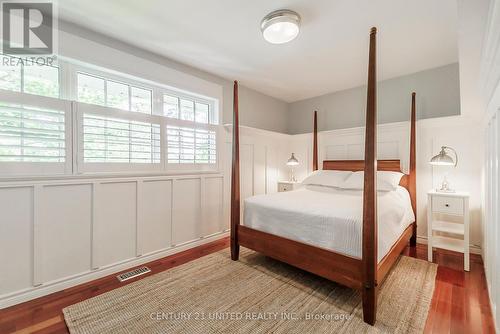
[
  {"x1": 59, "y1": 21, "x2": 289, "y2": 134},
  {"x1": 287, "y1": 63, "x2": 461, "y2": 134},
  {"x1": 223, "y1": 83, "x2": 288, "y2": 133}
]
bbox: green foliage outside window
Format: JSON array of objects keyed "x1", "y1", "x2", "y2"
[{"x1": 0, "y1": 55, "x2": 60, "y2": 98}]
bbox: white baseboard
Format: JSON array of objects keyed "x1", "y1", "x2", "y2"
[
  {"x1": 0, "y1": 231, "x2": 229, "y2": 309},
  {"x1": 416, "y1": 235, "x2": 482, "y2": 255}
]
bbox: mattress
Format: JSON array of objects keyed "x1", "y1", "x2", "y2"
[{"x1": 243, "y1": 185, "x2": 415, "y2": 262}]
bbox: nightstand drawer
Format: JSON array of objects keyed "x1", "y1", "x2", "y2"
[
  {"x1": 278, "y1": 183, "x2": 293, "y2": 192},
  {"x1": 431, "y1": 196, "x2": 464, "y2": 215}
]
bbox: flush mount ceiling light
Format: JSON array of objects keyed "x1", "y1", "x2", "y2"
[{"x1": 261, "y1": 9, "x2": 301, "y2": 44}]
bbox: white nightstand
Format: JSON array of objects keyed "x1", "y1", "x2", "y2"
[
  {"x1": 427, "y1": 190, "x2": 470, "y2": 271},
  {"x1": 278, "y1": 181, "x2": 299, "y2": 192}
]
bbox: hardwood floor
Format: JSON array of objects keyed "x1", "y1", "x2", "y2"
[
  {"x1": 0, "y1": 238, "x2": 230, "y2": 334},
  {"x1": 403, "y1": 246, "x2": 496, "y2": 334},
  {"x1": 0, "y1": 239, "x2": 494, "y2": 334}
]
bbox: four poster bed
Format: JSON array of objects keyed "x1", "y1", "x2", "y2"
[{"x1": 230, "y1": 27, "x2": 417, "y2": 325}]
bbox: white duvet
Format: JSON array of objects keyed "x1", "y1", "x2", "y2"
[{"x1": 244, "y1": 185, "x2": 415, "y2": 262}]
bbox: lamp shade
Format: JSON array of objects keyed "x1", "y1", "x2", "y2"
[
  {"x1": 429, "y1": 146, "x2": 457, "y2": 167},
  {"x1": 287, "y1": 153, "x2": 299, "y2": 166}
]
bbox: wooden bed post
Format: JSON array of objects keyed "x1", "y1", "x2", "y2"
[
  {"x1": 409, "y1": 92, "x2": 417, "y2": 246},
  {"x1": 231, "y1": 80, "x2": 240, "y2": 261},
  {"x1": 313, "y1": 111, "x2": 318, "y2": 171},
  {"x1": 362, "y1": 27, "x2": 378, "y2": 325}
]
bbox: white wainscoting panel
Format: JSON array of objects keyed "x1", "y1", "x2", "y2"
[
  {"x1": 137, "y1": 180, "x2": 172, "y2": 255},
  {"x1": 203, "y1": 176, "x2": 224, "y2": 236},
  {"x1": 240, "y1": 144, "x2": 254, "y2": 202},
  {"x1": 266, "y1": 145, "x2": 279, "y2": 193},
  {"x1": 93, "y1": 182, "x2": 137, "y2": 268},
  {"x1": 484, "y1": 97, "x2": 500, "y2": 330},
  {"x1": 379, "y1": 141, "x2": 400, "y2": 159},
  {"x1": 481, "y1": 2, "x2": 500, "y2": 328},
  {"x1": 325, "y1": 144, "x2": 346, "y2": 160},
  {"x1": 37, "y1": 184, "x2": 92, "y2": 283},
  {"x1": 0, "y1": 187, "x2": 33, "y2": 295},
  {"x1": 253, "y1": 145, "x2": 267, "y2": 195},
  {"x1": 172, "y1": 178, "x2": 201, "y2": 245},
  {"x1": 346, "y1": 144, "x2": 363, "y2": 159},
  {"x1": 317, "y1": 124, "x2": 409, "y2": 172}
]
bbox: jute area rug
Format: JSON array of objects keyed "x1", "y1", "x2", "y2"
[{"x1": 63, "y1": 248, "x2": 437, "y2": 333}]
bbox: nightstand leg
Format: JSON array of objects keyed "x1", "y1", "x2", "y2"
[
  {"x1": 464, "y1": 198, "x2": 470, "y2": 271},
  {"x1": 427, "y1": 194, "x2": 433, "y2": 262},
  {"x1": 464, "y1": 245, "x2": 469, "y2": 271},
  {"x1": 427, "y1": 239, "x2": 433, "y2": 262}
]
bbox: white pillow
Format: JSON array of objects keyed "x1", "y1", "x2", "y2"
[
  {"x1": 340, "y1": 171, "x2": 404, "y2": 191},
  {"x1": 301, "y1": 170, "x2": 353, "y2": 188}
]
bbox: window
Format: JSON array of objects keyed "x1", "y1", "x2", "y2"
[
  {"x1": 131, "y1": 87, "x2": 152, "y2": 114},
  {"x1": 24, "y1": 65, "x2": 59, "y2": 98},
  {"x1": 77, "y1": 73, "x2": 152, "y2": 114},
  {"x1": 180, "y1": 99, "x2": 194, "y2": 121},
  {"x1": 0, "y1": 55, "x2": 59, "y2": 98},
  {"x1": 163, "y1": 93, "x2": 217, "y2": 166},
  {"x1": 163, "y1": 95, "x2": 179, "y2": 118},
  {"x1": 163, "y1": 94, "x2": 213, "y2": 124},
  {"x1": 167, "y1": 126, "x2": 216, "y2": 164},
  {"x1": 106, "y1": 81, "x2": 129, "y2": 110},
  {"x1": 0, "y1": 104, "x2": 65, "y2": 162},
  {"x1": 77, "y1": 73, "x2": 105, "y2": 105},
  {"x1": 0, "y1": 60, "x2": 21, "y2": 91},
  {"x1": 83, "y1": 114, "x2": 160, "y2": 164},
  {"x1": 0, "y1": 58, "x2": 219, "y2": 176},
  {"x1": 195, "y1": 102, "x2": 209, "y2": 124}
]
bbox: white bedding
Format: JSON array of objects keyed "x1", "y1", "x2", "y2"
[{"x1": 244, "y1": 185, "x2": 415, "y2": 262}]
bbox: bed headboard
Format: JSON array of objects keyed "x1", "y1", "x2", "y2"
[{"x1": 322, "y1": 159, "x2": 410, "y2": 191}]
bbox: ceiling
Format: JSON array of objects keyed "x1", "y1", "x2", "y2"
[{"x1": 57, "y1": 0, "x2": 459, "y2": 102}]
